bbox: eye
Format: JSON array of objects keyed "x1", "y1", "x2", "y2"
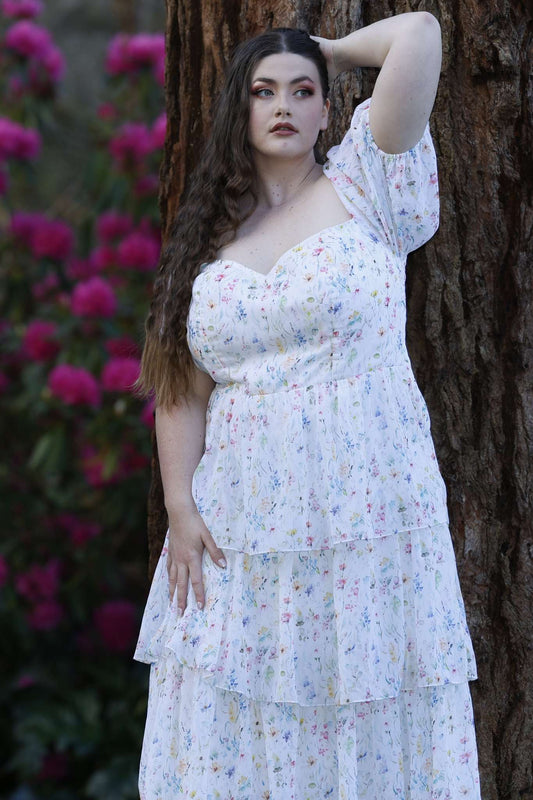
[
  {"x1": 295, "y1": 88, "x2": 313, "y2": 97},
  {"x1": 251, "y1": 87, "x2": 274, "y2": 97}
]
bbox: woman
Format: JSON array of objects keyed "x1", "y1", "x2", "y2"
[{"x1": 135, "y1": 11, "x2": 481, "y2": 799}]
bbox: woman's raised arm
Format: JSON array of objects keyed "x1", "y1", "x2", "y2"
[{"x1": 315, "y1": 11, "x2": 442, "y2": 153}]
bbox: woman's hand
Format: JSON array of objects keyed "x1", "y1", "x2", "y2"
[
  {"x1": 167, "y1": 507, "x2": 226, "y2": 615},
  {"x1": 310, "y1": 35, "x2": 342, "y2": 84}
]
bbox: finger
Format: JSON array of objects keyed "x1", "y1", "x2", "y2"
[
  {"x1": 176, "y1": 562, "x2": 189, "y2": 616},
  {"x1": 168, "y1": 558, "x2": 178, "y2": 603},
  {"x1": 202, "y1": 531, "x2": 227, "y2": 569},
  {"x1": 188, "y1": 555, "x2": 205, "y2": 610}
]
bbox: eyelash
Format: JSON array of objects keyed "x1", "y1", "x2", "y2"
[{"x1": 251, "y1": 88, "x2": 313, "y2": 97}]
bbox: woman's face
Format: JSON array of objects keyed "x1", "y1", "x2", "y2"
[{"x1": 248, "y1": 52, "x2": 330, "y2": 163}]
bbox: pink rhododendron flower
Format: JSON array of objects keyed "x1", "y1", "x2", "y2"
[
  {"x1": 31, "y1": 218, "x2": 74, "y2": 260},
  {"x1": 109, "y1": 122, "x2": 154, "y2": 169},
  {"x1": 1, "y1": 0, "x2": 44, "y2": 19},
  {"x1": 55, "y1": 513, "x2": 101, "y2": 546},
  {"x1": 105, "y1": 32, "x2": 164, "y2": 76},
  {"x1": 15, "y1": 559, "x2": 61, "y2": 602},
  {"x1": 66, "y1": 256, "x2": 97, "y2": 280},
  {"x1": 141, "y1": 398, "x2": 155, "y2": 428},
  {"x1": 23, "y1": 319, "x2": 60, "y2": 361},
  {"x1": 105, "y1": 335, "x2": 139, "y2": 358},
  {"x1": 30, "y1": 43, "x2": 65, "y2": 83},
  {"x1": 27, "y1": 599, "x2": 64, "y2": 630},
  {"x1": 101, "y1": 356, "x2": 140, "y2": 392},
  {"x1": 9, "y1": 210, "x2": 46, "y2": 245},
  {"x1": 0, "y1": 117, "x2": 41, "y2": 159},
  {"x1": 48, "y1": 364, "x2": 101, "y2": 406},
  {"x1": 4, "y1": 19, "x2": 51, "y2": 57},
  {"x1": 134, "y1": 174, "x2": 159, "y2": 198},
  {"x1": 117, "y1": 231, "x2": 159, "y2": 271},
  {"x1": 70, "y1": 276, "x2": 117, "y2": 318},
  {"x1": 89, "y1": 244, "x2": 116, "y2": 272},
  {"x1": 79, "y1": 445, "x2": 114, "y2": 487},
  {"x1": 0, "y1": 554, "x2": 8, "y2": 587},
  {"x1": 94, "y1": 599, "x2": 137, "y2": 652},
  {"x1": 151, "y1": 112, "x2": 167, "y2": 149},
  {"x1": 96, "y1": 210, "x2": 133, "y2": 243}
]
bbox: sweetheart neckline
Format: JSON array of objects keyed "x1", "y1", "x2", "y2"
[{"x1": 208, "y1": 217, "x2": 355, "y2": 279}]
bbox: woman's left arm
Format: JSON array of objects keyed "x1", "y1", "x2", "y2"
[{"x1": 316, "y1": 12, "x2": 442, "y2": 153}]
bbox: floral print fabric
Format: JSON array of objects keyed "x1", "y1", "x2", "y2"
[{"x1": 135, "y1": 99, "x2": 481, "y2": 798}]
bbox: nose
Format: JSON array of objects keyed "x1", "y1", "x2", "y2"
[{"x1": 275, "y1": 96, "x2": 292, "y2": 116}]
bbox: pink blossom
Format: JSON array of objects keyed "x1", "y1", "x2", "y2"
[
  {"x1": 48, "y1": 364, "x2": 101, "y2": 406},
  {"x1": 23, "y1": 319, "x2": 60, "y2": 361},
  {"x1": 141, "y1": 398, "x2": 155, "y2": 428},
  {"x1": 15, "y1": 559, "x2": 61, "y2": 602},
  {"x1": 94, "y1": 599, "x2": 137, "y2": 652},
  {"x1": 30, "y1": 218, "x2": 74, "y2": 260},
  {"x1": 127, "y1": 34, "x2": 165, "y2": 68},
  {"x1": 55, "y1": 513, "x2": 101, "y2": 546},
  {"x1": 101, "y1": 356, "x2": 140, "y2": 392},
  {"x1": 89, "y1": 244, "x2": 116, "y2": 272},
  {"x1": 79, "y1": 445, "x2": 114, "y2": 487},
  {"x1": 9, "y1": 210, "x2": 46, "y2": 245},
  {"x1": 0, "y1": 554, "x2": 8, "y2": 587},
  {"x1": 105, "y1": 32, "x2": 165, "y2": 76},
  {"x1": 120, "y1": 442, "x2": 149, "y2": 476},
  {"x1": 1, "y1": 0, "x2": 44, "y2": 19},
  {"x1": 151, "y1": 112, "x2": 167, "y2": 149},
  {"x1": 4, "y1": 19, "x2": 51, "y2": 57},
  {"x1": 0, "y1": 117, "x2": 41, "y2": 160},
  {"x1": 66, "y1": 257, "x2": 97, "y2": 280},
  {"x1": 109, "y1": 122, "x2": 154, "y2": 169},
  {"x1": 27, "y1": 600, "x2": 64, "y2": 630},
  {"x1": 134, "y1": 174, "x2": 159, "y2": 198},
  {"x1": 96, "y1": 210, "x2": 133, "y2": 243},
  {"x1": 105, "y1": 335, "x2": 139, "y2": 358},
  {"x1": 30, "y1": 43, "x2": 65, "y2": 83},
  {"x1": 117, "y1": 231, "x2": 159, "y2": 271},
  {"x1": 154, "y1": 54, "x2": 165, "y2": 87},
  {"x1": 0, "y1": 167, "x2": 7, "y2": 195},
  {"x1": 70, "y1": 276, "x2": 117, "y2": 318}
]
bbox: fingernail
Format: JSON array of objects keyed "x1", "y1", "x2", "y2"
[
  {"x1": 217, "y1": 558, "x2": 227, "y2": 568},
  {"x1": 197, "y1": 601, "x2": 203, "y2": 610}
]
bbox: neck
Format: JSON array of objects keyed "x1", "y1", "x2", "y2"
[{"x1": 253, "y1": 153, "x2": 320, "y2": 209}]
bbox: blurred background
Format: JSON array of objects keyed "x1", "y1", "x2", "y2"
[{"x1": 1, "y1": 1, "x2": 166, "y2": 797}]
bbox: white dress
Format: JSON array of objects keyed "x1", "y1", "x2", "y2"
[{"x1": 134, "y1": 99, "x2": 481, "y2": 799}]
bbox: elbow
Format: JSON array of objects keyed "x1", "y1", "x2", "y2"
[{"x1": 414, "y1": 11, "x2": 441, "y2": 42}]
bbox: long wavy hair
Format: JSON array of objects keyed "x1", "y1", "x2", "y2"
[{"x1": 138, "y1": 28, "x2": 329, "y2": 408}]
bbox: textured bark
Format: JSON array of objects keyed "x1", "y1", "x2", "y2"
[{"x1": 147, "y1": 1, "x2": 533, "y2": 796}]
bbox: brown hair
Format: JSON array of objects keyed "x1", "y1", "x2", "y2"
[{"x1": 138, "y1": 28, "x2": 329, "y2": 408}]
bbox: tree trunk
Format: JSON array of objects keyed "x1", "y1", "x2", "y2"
[{"x1": 147, "y1": 1, "x2": 533, "y2": 796}]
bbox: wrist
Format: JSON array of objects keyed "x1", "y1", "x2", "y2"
[{"x1": 165, "y1": 495, "x2": 197, "y2": 517}]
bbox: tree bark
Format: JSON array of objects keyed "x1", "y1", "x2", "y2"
[{"x1": 148, "y1": 1, "x2": 533, "y2": 796}]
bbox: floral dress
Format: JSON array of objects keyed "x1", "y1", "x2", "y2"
[{"x1": 134, "y1": 99, "x2": 481, "y2": 799}]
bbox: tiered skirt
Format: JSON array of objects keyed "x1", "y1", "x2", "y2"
[{"x1": 134, "y1": 523, "x2": 481, "y2": 799}]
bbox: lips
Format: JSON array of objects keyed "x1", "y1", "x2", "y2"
[{"x1": 270, "y1": 122, "x2": 297, "y2": 132}]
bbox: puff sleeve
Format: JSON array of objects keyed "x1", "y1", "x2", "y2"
[{"x1": 324, "y1": 98, "x2": 439, "y2": 257}]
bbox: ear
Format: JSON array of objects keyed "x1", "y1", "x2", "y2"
[{"x1": 320, "y1": 98, "x2": 330, "y2": 131}]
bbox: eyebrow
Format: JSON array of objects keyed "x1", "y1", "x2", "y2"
[{"x1": 251, "y1": 75, "x2": 316, "y2": 85}]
